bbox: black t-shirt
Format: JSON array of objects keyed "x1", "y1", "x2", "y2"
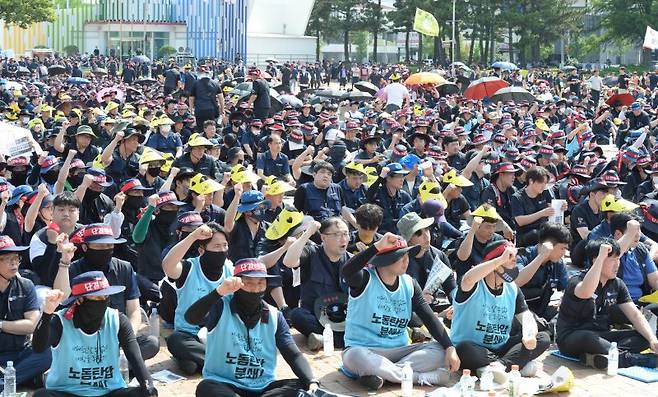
[
  {"x1": 451, "y1": 233, "x2": 504, "y2": 280},
  {"x1": 618, "y1": 73, "x2": 629, "y2": 89},
  {"x1": 481, "y1": 184, "x2": 516, "y2": 230},
  {"x1": 566, "y1": 75, "x2": 580, "y2": 95},
  {"x1": 510, "y1": 188, "x2": 552, "y2": 234},
  {"x1": 252, "y1": 78, "x2": 271, "y2": 110},
  {"x1": 569, "y1": 198, "x2": 600, "y2": 244},
  {"x1": 190, "y1": 77, "x2": 220, "y2": 112},
  {"x1": 445, "y1": 195, "x2": 470, "y2": 229},
  {"x1": 448, "y1": 152, "x2": 467, "y2": 171},
  {"x1": 556, "y1": 273, "x2": 632, "y2": 342}
]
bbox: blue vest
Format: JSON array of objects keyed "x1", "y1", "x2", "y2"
[
  {"x1": 344, "y1": 268, "x2": 413, "y2": 348},
  {"x1": 302, "y1": 183, "x2": 342, "y2": 221},
  {"x1": 451, "y1": 279, "x2": 518, "y2": 350},
  {"x1": 203, "y1": 296, "x2": 278, "y2": 391},
  {"x1": 46, "y1": 308, "x2": 126, "y2": 396},
  {"x1": 339, "y1": 179, "x2": 366, "y2": 210},
  {"x1": 175, "y1": 256, "x2": 233, "y2": 334}
]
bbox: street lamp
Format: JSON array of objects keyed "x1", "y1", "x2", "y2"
[{"x1": 452, "y1": 0, "x2": 456, "y2": 75}]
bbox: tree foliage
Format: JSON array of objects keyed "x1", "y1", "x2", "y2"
[
  {"x1": 593, "y1": 0, "x2": 658, "y2": 45},
  {"x1": 0, "y1": 0, "x2": 55, "y2": 28}
]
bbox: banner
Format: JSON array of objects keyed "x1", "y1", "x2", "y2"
[
  {"x1": 0, "y1": 122, "x2": 43, "y2": 158},
  {"x1": 643, "y1": 26, "x2": 658, "y2": 50},
  {"x1": 413, "y1": 8, "x2": 439, "y2": 37}
]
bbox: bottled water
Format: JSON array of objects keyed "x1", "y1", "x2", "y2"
[
  {"x1": 401, "y1": 361, "x2": 413, "y2": 397},
  {"x1": 479, "y1": 364, "x2": 494, "y2": 391},
  {"x1": 608, "y1": 342, "x2": 619, "y2": 376},
  {"x1": 460, "y1": 369, "x2": 473, "y2": 396},
  {"x1": 4, "y1": 361, "x2": 15, "y2": 397},
  {"x1": 119, "y1": 351, "x2": 130, "y2": 383},
  {"x1": 508, "y1": 365, "x2": 521, "y2": 397},
  {"x1": 149, "y1": 308, "x2": 160, "y2": 338},
  {"x1": 322, "y1": 323, "x2": 333, "y2": 356}
]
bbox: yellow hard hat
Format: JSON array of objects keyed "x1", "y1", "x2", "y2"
[
  {"x1": 418, "y1": 179, "x2": 447, "y2": 206},
  {"x1": 92, "y1": 154, "x2": 105, "y2": 170},
  {"x1": 442, "y1": 169, "x2": 474, "y2": 188},
  {"x1": 139, "y1": 148, "x2": 166, "y2": 165},
  {"x1": 535, "y1": 118, "x2": 549, "y2": 131},
  {"x1": 343, "y1": 162, "x2": 366, "y2": 176},
  {"x1": 600, "y1": 194, "x2": 638, "y2": 213},
  {"x1": 188, "y1": 135, "x2": 214, "y2": 148},
  {"x1": 265, "y1": 207, "x2": 305, "y2": 240},
  {"x1": 189, "y1": 173, "x2": 224, "y2": 195},
  {"x1": 266, "y1": 180, "x2": 295, "y2": 196},
  {"x1": 28, "y1": 118, "x2": 44, "y2": 129},
  {"x1": 471, "y1": 204, "x2": 502, "y2": 221},
  {"x1": 232, "y1": 170, "x2": 260, "y2": 185},
  {"x1": 160, "y1": 153, "x2": 174, "y2": 173},
  {"x1": 105, "y1": 101, "x2": 119, "y2": 112},
  {"x1": 542, "y1": 366, "x2": 575, "y2": 393},
  {"x1": 363, "y1": 166, "x2": 379, "y2": 187}
]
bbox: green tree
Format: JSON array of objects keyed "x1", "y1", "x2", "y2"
[
  {"x1": 158, "y1": 45, "x2": 177, "y2": 60},
  {"x1": 361, "y1": 0, "x2": 384, "y2": 62},
  {"x1": 593, "y1": 0, "x2": 658, "y2": 46},
  {"x1": 0, "y1": 0, "x2": 55, "y2": 28},
  {"x1": 329, "y1": 0, "x2": 365, "y2": 61},
  {"x1": 306, "y1": 0, "x2": 333, "y2": 61}
]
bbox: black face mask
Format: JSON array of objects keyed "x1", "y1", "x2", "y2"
[
  {"x1": 199, "y1": 250, "x2": 227, "y2": 280},
  {"x1": 124, "y1": 195, "x2": 144, "y2": 211},
  {"x1": 85, "y1": 189, "x2": 102, "y2": 201},
  {"x1": 84, "y1": 248, "x2": 114, "y2": 270},
  {"x1": 232, "y1": 121, "x2": 242, "y2": 127},
  {"x1": 155, "y1": 209, "x2": 178, "y2": 225},
  {"x1": 43, "y1": 170, "x2": 58, "y2": 185},
  {"x1": 9, "y1": 171, "x2": 27, "y2": 186},
  {"x1": 234, "y1": 289, "x2": 264, "y2": 318},
  {"x1": 147, "y1": 167, "x2": 161, "y2": 177},
  {"x1": 69, "y1": 174, "x2": 84, "y2": 188},
  {"x1": 73, "y1": 299, "x2": 108, "y2": 332}
]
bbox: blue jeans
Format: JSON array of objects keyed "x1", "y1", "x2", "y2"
[{"x1": 0, "y1": 347, "x2": 52, "y2": 390}]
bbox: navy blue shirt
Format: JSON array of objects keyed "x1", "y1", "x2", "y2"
[
  {"x1": 338, "y1": 179, "x2": 367, "y2": 210},
  {"x1": 256, "y1": 151, "x2": 290, "y2": 178},
  {"x1": 516, "y1": 245, "x2": 569, "y2": 292},
  {"x1": 146, "y1": 132, "x2": 182, "y2": 156},
  {"x1": 0, "y1": 277, "x2": 39, "y2": 352}
]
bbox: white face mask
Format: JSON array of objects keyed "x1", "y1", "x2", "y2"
[
  {"x1": 482, "y1": 164, "x2": 491, "y2": 174},
  {"x1": 652, "y1": 176, "x2": 658, "y2": 186},
  {"x1": 160, "y1": 125, "x2": 171, "y2": 133},
  {"x1": 21, "y1": 117, "x2": 29, "y2": 124}
]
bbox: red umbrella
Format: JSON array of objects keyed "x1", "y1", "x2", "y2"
[
  {"x1": 606, "y1": 92, "x2": 634, "y2": 107},
  {"x1": 260, "y1": 70, "x2": 273, "y2": 80},
  {"x1": 464, "y1": 77, "x2": 509, "y2": 100}
]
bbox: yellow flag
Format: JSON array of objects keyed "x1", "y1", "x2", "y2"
[{"x1": 413, "y1": 8, "x2": 439, "y2": 37}]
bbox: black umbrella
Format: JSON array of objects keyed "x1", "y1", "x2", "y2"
[
  {"x1": 455, "y1": 75, "x2": 471, "y2": 93},
  {"x1": 437, "y1": 82, "x2": 459, "y2": 95},
  {"x1": 17, "y1": 67, "x2": 30, "y2": 76},
  {"x1": 48, "y1": 65, "x2": 67, "y2": 76},
  {"x1": 341, "y1": 90, "x2": 372, "y2": 101},
  {"x1": 134, "y1": 78, "x2": 157, "y2": 86},
  {"x1": 297, "y1": 88, "x2": 318, "y2": 100},
  {"x1": 353, "y1": 81, "x2": 378, "y2": 95},
  {"x1": 603, "y1": 76, "x2": 618, "y2": 86},
  {"x1": 92, "y1": 68, "x2": 108, "y2": 76},
  {"x1": 491, "y1": 87, "x2": 536, "y2": 103},
  {"x1": 314, "y1": 88, "x2": 344, "y2": 99}
]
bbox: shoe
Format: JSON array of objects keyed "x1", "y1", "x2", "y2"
[
  {"x1": 178, "y1": 359, "x2": 198, "y2": 375},
  {"x1": 583, "y1": 353, "x2": 608, "y2": 370},
  {"x1": 520, "y1": 360, "x2": 542, "y2": 377},
  {"x1": 358, "y1": 375, "x2": 384, "y2": 391},
  {"x1": 626, "y1": 352, "x2": 658, "y2": 368},
  {"x1": 416, "y1": 368, "x2": 449, "y2": 386},
  {"x1": 281, "y1": 305, "x2": 292, "y2": 326},
  {"x1": 409, "y1": 327, "x2": 430, "y2": 343},
  {"x1": 307, "y1": 333, "x2": 323, "y2": 351},
  {"x1": 477, "y1": 362, "x2": 508, "y2": 385}
]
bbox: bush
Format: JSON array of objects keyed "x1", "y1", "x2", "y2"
[
  {"x1": 158, "y1": 45, "x2": 177, "y2": 60},
  {"x1": 63, "y1": 45, "x2": 79, "y2": 57}
]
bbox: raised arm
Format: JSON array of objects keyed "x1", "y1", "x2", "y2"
[
  {"x1": 282, "y1": 221, "x2": 320, "y2": 268},
  {"x1": 574, "y1": 243, "x2": 611, "y2": 299}
]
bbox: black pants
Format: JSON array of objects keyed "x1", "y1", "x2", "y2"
[
  {"x1": 33, "y1": 387, "x2": 143, "y2": 397},
  {"x1": 289, "y1": 307, "x2": 345, "y2": 348},
  {"x1": 253, "y1": 107, "x2": 271, "y2": 120},
  {"x1": 557, "y1": 329, "x2": 649, "y2": 367},
  {"x1": 456, "y1": 331, "x2": 551, "y2": 371},
  {"x1": 137, "y1": 334, "x2": 160, "y2": 361},
  {"x1": 166, "y1": 331, "x2": 205, "y2": 373},
  {"x1": 159, "y1": 280, "x2": 177, "y2": 324},
  {"x1": 195, "y1": 108, "x2": 218, "y2": 132},
  {"x1": 136, "y1": 274, "x2": 160, "y2": 306},
  {"x1": 591, "y1": 89, "x2": 601, "y2": 106},
  {"x1": 196, "y1": 378, "x2": 304, "y2": 397}
]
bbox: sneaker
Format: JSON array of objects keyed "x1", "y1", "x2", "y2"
[
  {"x1": 416, "y1": 368, "x2": 449, "y2": 386},
  {"x1": 583, "y1": 353, "x2": 608, "y2": 370},
  {"x1": 626, "y1": 352, "x2": 658, "y2": 368},
  {"x1": 307, "y1": 333, "x2": 323, "y2": 351},
  {"x1": 520, "y1": 360, "x2": 542, "y2": 377},
  {"x1": 477, "y1": 362, "x2": 508, "y2": 385},
  {"x1": 358, "y1": 375, "x2": 384, "y2": 391},
  {"x1": 178, "y1": 359, "x2": 198, "y2": 375}
]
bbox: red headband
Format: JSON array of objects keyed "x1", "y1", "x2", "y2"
[
  {"x1": 120, "y1": 179, "x2": 142, "y2": 193},
  {"x1": 234, "y1": 260, "x2": 267, "y2": 275},
  {"x1": 484, "y1": 241, "x2": 514, "y2": 262}
]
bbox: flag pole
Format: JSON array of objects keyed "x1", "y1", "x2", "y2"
[{"x1": 451, "y1": 0, "x2": 456, "y2": 77}]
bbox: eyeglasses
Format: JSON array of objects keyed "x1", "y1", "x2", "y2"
[{"x1": 323, "y1": 231, "x2": 350, "y2": 239}]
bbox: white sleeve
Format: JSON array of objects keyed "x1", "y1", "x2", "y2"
[
  {"x1": 103, "y1": 211, "x2": 125, "y2": 238},
  {"x1": 29, "y1": 233, "x2": 47, "y2": 262}
]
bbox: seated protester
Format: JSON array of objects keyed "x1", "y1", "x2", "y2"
[
  {"x1": 74, "y1": 168, "x2": 124, "y2": 227},
  {"x1": 22, "y1": 186, "x2": 54, "y2": 248},
  {"x1": 569, "y1": 178, "x2": 612, "y2": 267},
  {"x1": 515, "y1": 223, "x2": 570, "y2": 321},
  {"x1": 161, "y1": 223, "x2": 233, "y2": 375},
  {"x1": 132, "y1": 192, "x2": 185, "y2": 302},
  {"x1": 293, "y1": 160, "x2": 345, "y2": 223},
  {"x1": 397, "y1": 213, "x2": 456, "y2": 314},
  {"x1": 114, "y1": 178, "x2": 153, "y2": 264},
  {"x1": 53, "y1": 224, "x2": 160, "y2": 361},
  {"x1": 339, "y1": 162, "x2": 368, "y2": 210},
  {"x1": 556, "y1": 238, "x2": 658, "y2": 370},
  {"x1": 451, "y1": 205, "x2": 506, "y2": 281},
  {"x1": 137, "y1": 149, "x2": 167, "y2": 192},
  {"x1": 636, "y1": 162, "x2": 658, "y2": 201},
  {"x1": 27, "y1": 155, "x2": 60, "y2": 193},
  {"x1": 262, "y1": 178, "x2": 293, "y2": 223},
  {"x1": 609, "y1": 214, "x2": 658, "y2": 304},
  {"x1": 185, "y1": 259, "x2": 320, "y2": 396},
  {"x1": 511, "y1": 166, "x2": 559, "y2": 247},
  {"x1": 101, "y1": 128, "x2": 143, "y2": 190},
  {"x1": 255, "y1": 134, "x2": 295, "y2": 186},
  {"x1": 172, "y1": 167, "x2": 196, "y2": 202},
  {"x1": 461, "y1": 145, "x2": 492, "y2": 211},
  {"x1": 347, "y1": 203, "x2": 383, "y2": 255},
  {"x1": 171, "y1": 135, "x2": 219, "y2": 178},
  {"x1": 3, "y1": 184, "x2": 32, "y2": 251},
  {"x1": 440, "y1": 169, "x2": 473, "y2": 230},
  {"x1": 145, "y1": 116, "x2": 183, "y2": 157},
  {"x1": 443, "y1": 133, "x2": 467, "y2": 171},
  {"x1": 282, "y1": 218, "x2": 351, "y2": 350},
  {"x1": 33, "y1": 273, "x2": 157, "y2": 397},
  {"x1": 451, "y1": 240, "x2": 550, "y2": 378},
  {"x1": 366, "y1": 162, "x2": 412, "y2": 234},
  {"x1": 353, "y1": 131, "x2": 384, "y2": 167},
  {"x1": 6, "y1": 156, "x2": 30, "y2": 187},
  {"x1": 181, "y1": 173, "x2": 226, "y2": 225},
  {"x1": 225, "y1": 186, "x2": 271, "y2": 263},
  {"x1": 400, "y1": 178, "x2": 442, "y2": 217},
  {"x1": 0, "y1": 236, "x2": 51, "y2": 392},
  {"x1": 481, "y1": 162, "x2": 518, "y2": 232},
  {"x1": 341, "y1": 233, "x2": 460, "y2": 391},
  {"x1": 30, "y1": 192, "x2": 84, "y2": 287}
]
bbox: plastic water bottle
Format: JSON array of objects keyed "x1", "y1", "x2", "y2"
[
  {"x1": 322, "y1": 323, "x2": 333, "y2": 356},
  {"x1": 149, "y1": 308, "x2": 160, "y2": 338},
  {"x1": 608, "y1": 342, "x2": 619, "y2": 376},
  {"x1": 460, "y1": 369, "x2": 473, "y2": 396},
  {"x1": 507, "y1": 365, "x2": 521, "y2": 397},
  {"x1": 119, "y1": 351, "x2": 130, "y2": 383},
  {"x1": 4, "y1": 361, "x2": 16, "y2": 397},
  {"x1": 401, "y1": 361, "x2": 413, "y2": 397},
  {"x1": 479, "y1": 364, "x2": 494, "y2": 391}
]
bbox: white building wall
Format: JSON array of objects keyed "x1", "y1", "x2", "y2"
[{"x1": 247, "y1": 34, "x2": 316, "y2": 65}]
